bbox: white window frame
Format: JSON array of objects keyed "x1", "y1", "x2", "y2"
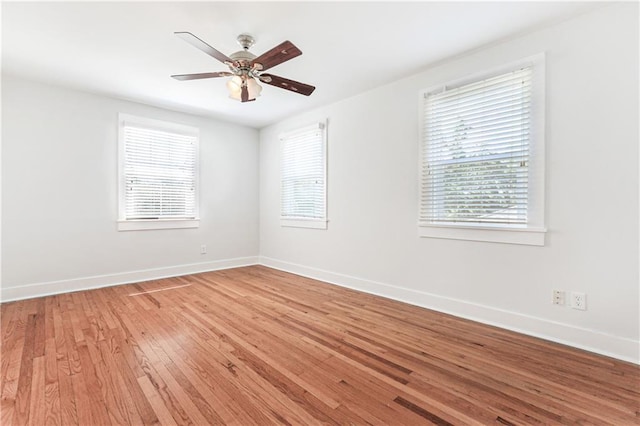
[
  {"x1": 280, "y1": 121, "x2": 328, "y2": 230},
  {"x1": 117, "y1": 113, "x2": 200, "y2": 231},
  {"x1": 418, "y1": 54, "x2": 546, "y2": 246}
]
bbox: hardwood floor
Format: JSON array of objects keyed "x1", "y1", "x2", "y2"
[{"x1": 1, "y1": 265, "x2": 638, "y2": 425}]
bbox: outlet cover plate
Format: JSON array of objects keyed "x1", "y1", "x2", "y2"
[
  {"x1": 552, "y1": 289, "x2": 565, "y2": 305},
  {"x1": 570, "y1": 292, "x2": 587, "y2": 310}
]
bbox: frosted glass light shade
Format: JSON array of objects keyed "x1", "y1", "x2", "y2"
[
  {"x1": 226, "y1": 76, "x2": 243, "y2": 100},
  {"x1": 246, "y1": 77, "x2": 262, "y2": 99},
  {"x1": 226, "y1": 75, "x2": 262, "y2": 101}
]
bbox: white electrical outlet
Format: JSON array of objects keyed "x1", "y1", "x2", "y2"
[
  {"x1": 200, "y1": 244, "x2": 207, "y2": 255},
  {"x1": 570, "y1": 292, "x2": 587, "y2": 310},
  {"x1": 552, "y1": 289, "x2": 565, "y2": 305}
]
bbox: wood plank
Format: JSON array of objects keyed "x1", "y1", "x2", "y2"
[
  {"x1": 70, "y1": 367, "x2": 92, "y2": 426},
  {"x1": 75, "y1": 342, "x2": 112, "y2": 425},
  {"x1": 27, "y1": 356, "x2": 46, "y2": 426},
  {"x1": 12, "y1": 313, "x2": 37, "y2": 425},
  {"x1": 43, "y1": 338, "x2": 61, "y2": 426},
  {"x1": 56, "y1": 357, "x2": 77, "y2": 426},
  {"x1": 136, "y1": 375, "x2": 178, "y2": 426}
]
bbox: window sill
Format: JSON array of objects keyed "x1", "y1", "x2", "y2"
[
  {"x1": 281, "y1": 219, "x2": 328, "y2": 230},
  {"x1": 418, "y1": 223, "x2": 546, "y2": 246},
  {"x1": 118, "y1": 219, "x2": 200, "y2": 231}
]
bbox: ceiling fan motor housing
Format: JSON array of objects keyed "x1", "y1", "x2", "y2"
[
  {"x1": 229, "y1": 50, "x2": 257, "y2": 66},
  {"x1": 230, "y1": 34, "x2": 259, "y2": 77}
]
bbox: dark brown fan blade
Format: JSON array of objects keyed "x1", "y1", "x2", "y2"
[
  {"x1": 260, "y1": 74, "x2": 315, "y2": 96},
  {"x1": 251, "y1": 41, "x2": 302, "y2": 71},
  {"x1": 171, "y1": 71, "x2": 233, "y2": 81},
  {"x1": 175, "y1": 32, "x2": 232, "y2": 64}
]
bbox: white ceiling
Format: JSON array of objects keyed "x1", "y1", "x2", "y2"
[{"x1": 2, "y1": 1, "x2": 602, "y2": 129}]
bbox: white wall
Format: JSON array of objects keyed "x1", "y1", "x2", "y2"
[
  {"x1": 259, "y1": 4, "x2": 639, "y2": 363},
  {"x1": 2, "y1": 75, "x2": 260, "y2": 300}
]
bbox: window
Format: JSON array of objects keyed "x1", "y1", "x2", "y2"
[
  {"x1": 280, "y1": 122, "x2": 327, "y2": 229},
  {"x1": 419, "y1": 56, "x2": 545, "y2": 245},
  {"x1": 118, "y1": 114, "x2": 199, "y2": 231}
]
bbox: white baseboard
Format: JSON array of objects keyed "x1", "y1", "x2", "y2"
[
  {"x1": 0, "y1": 256, "x2": 259, "y2": 302},
  {"x1": 259, "y1": 256, "x2": 640, "y2": 365},
  {"x1": 3, "y1": 255, "x2": 637, "y2": 364}
]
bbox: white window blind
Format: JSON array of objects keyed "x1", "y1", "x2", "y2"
[
  {"x1": 280, "y1": 122, "x2": 326, "y2": 227},
  {"x1": 421, "y1": 67, "x2": 532, "y2": 227},
  {"x1": 122, "y1": 121, "x2": 198, "y2": 221}
]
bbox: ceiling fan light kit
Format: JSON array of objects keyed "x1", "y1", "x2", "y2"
[
  {"x1": 226, "y1": 75, "x2": 262, "y2": 101},
  {"x1": 172, "y1": 32, "x2": 315, "y2": 103}
]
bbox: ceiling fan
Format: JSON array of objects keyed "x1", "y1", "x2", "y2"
[{"x1": 171, "y1": 32, "x2": 315, "y2": 103}]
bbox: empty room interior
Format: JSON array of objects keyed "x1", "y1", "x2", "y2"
[{"x1": 1, "y1": 1, "x2": 639, "y2": 425}]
